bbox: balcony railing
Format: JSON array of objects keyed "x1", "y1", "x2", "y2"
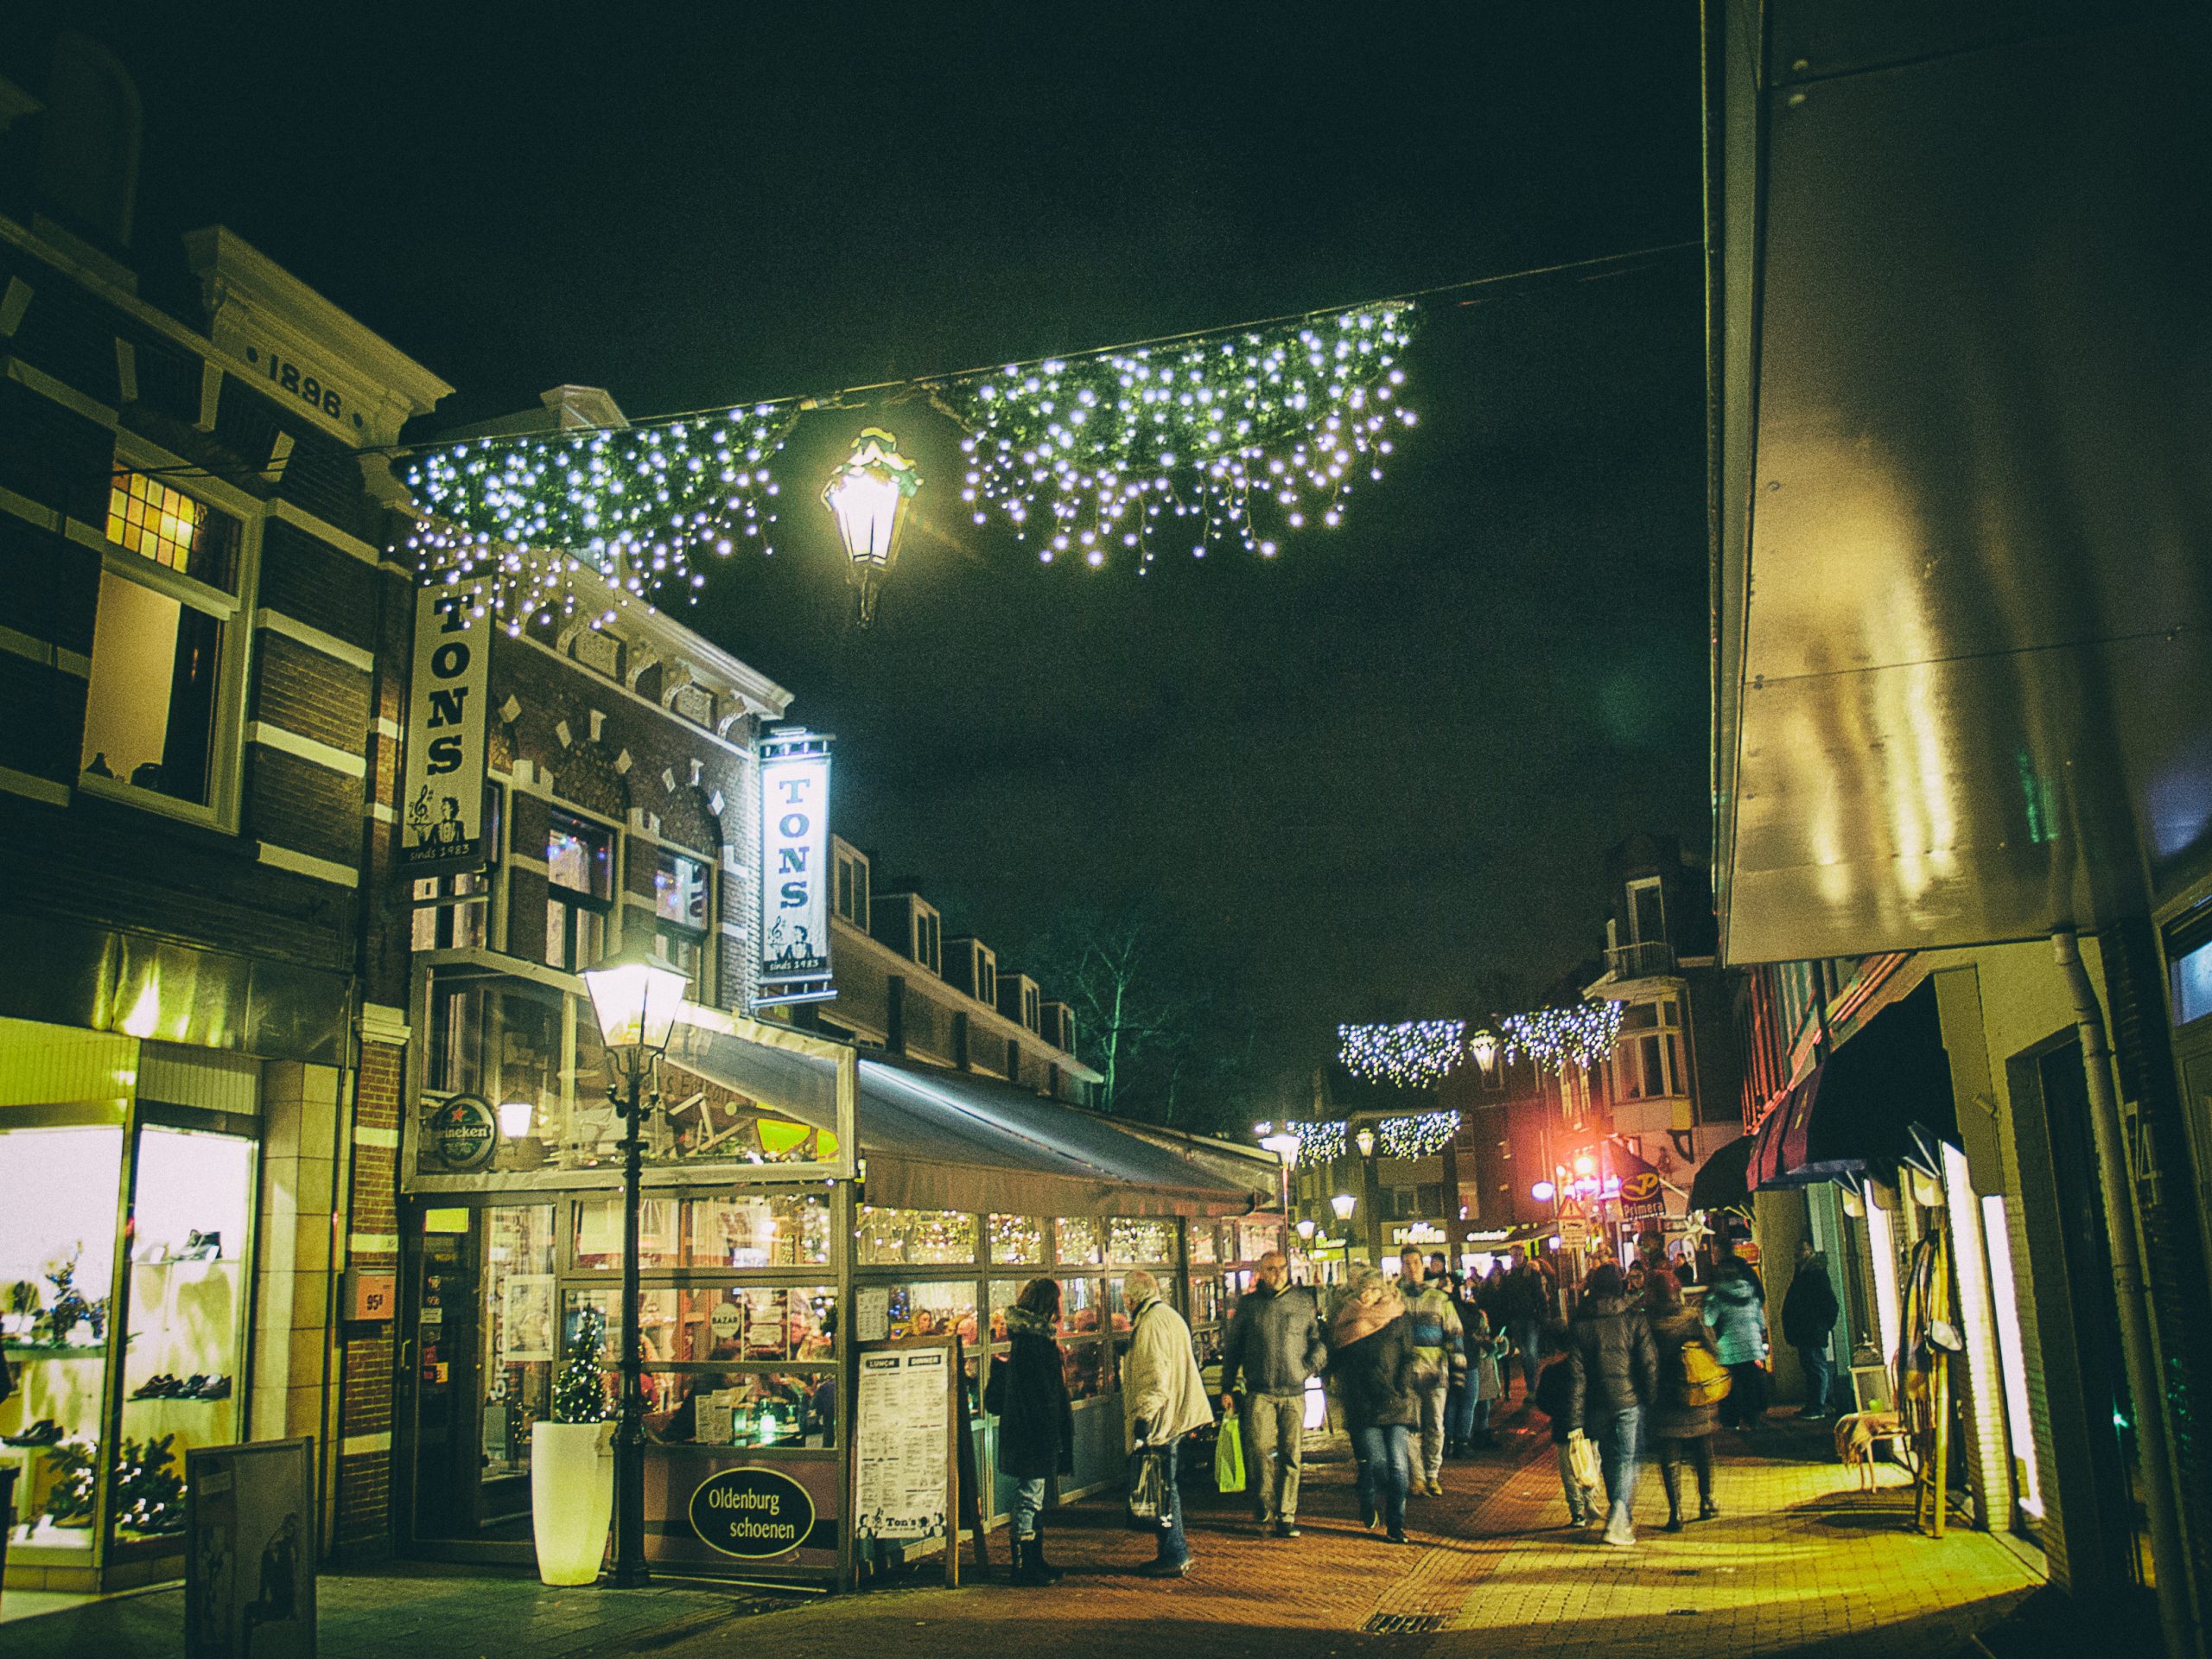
[{"x1": 1605, "y1": 939, "x2": 1677, "y2": 981}]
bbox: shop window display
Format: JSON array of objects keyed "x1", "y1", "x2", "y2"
[
  {"x1": 856, "y1": 1207, "x2": 976, "y2": 1267},
  {"x1": 1054, "y1": 1217, "x2": 1102, "y2": 1266},
  {"x1": 1059, "y1": 1276, "x2": 1105, "y2": 1335},
  {"x1": 648, "y1": 1370, "x2": 834, "y2": 1449},
  {"x1": 475, "y1": 1205, "x2": 556, "y2": 1484},
  {"x1": 880, "y1": 1281, "x2": 977, "y2": 1344},
  {"x1": 1106, "y1": 1217, "x2": 1176, "y2": 1265},
  {"x1": 569, "y1": 1197, "x2": 683, "y2": 1270},
  {"x1": 116, "y1": 1128, "x2": 251, "y2": 1531},
  {"x1": 684, "y1": 1195, "x2": 831, "y2": 1268},
  {"x1": 1189, "y1": 1224, "x2": 1219, "y2": 1266},
  {"x1": 987, "y1": 1214, "x2": 1044, "y2": 1267},
  {"x1": 2, "y1": 1128, "x2": 124, "y2": 1551}
]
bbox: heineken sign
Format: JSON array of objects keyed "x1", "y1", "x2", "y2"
[
  {"x1": 689, "y1": 1465, "x2": 817, "y2": 1558},
  {"x1": 426, "y1": 1094, "x2": 498, "y2": 1170}
]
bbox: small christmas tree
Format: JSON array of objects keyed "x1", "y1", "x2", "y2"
[{"x1": 553, "y1": 1305, "x2": 611, "y2": 1423}]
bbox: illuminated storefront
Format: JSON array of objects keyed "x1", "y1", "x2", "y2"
[{"x1": 397, "y1": 1007, "x2": 1275, "y2": 1585}]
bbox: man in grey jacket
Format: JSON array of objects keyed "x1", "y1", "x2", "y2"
[{"x1": 1218, "y1": 1251, "x2": 1326, "y2": 1537}]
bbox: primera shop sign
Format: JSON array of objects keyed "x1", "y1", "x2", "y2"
[
  {"x1": 755, "y1": 728, "x2": 834, "y2": 1007},
  {"x1": 689, "y1": 1465, "x2": 817, "y2": 1559}
]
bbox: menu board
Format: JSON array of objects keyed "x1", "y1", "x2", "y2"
[{"x1": 854, "y1": 1345, "x2": 950, "y2": 1541}]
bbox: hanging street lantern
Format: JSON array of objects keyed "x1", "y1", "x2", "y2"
[
  {"x1": 1331, "y1": 1192, "x2": 1357, "y2": 1222},
  {"x1": 822, "y1": 427, "x2": 923, "y2": 626},
  {"x1": 1469, "y1": 1029, "x2": 1499, "y2": 1076}
]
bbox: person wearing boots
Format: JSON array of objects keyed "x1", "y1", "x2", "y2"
[
  {"x1": 1217, "y1": 1249, "x2": 1326, "y2": 1537},
  {"x1": 1644, "y1": 1268, "x2": 1721, "y2": 1530},
  {"x1": 985, "y1": 1278, "x2": 1075, "y2": 1586},
  {"x1": 1122, "y1": 1268, "x2": 1212, "y2": 1578}
]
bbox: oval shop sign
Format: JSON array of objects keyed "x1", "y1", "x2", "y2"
[
  {"x1": 689, "y1": 1465, "x2": 817, "y2": 1559},
  {"x1": 427, "y1": 1094, "x2": 498, "y2": 1170}
]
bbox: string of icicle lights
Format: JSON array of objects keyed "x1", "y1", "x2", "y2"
[
  {"x1": 1377, "y1": 1110, "x2": 1462, "y2": 1159},
  {"x1": 400, "y1": 406, "x2": 794, "y2": 634},
  {"x1": 1501, "y1": 1002, "x2": 1625, "y2": 1075},
  {"x1": 929, "y1": 303, "x2": 1419, "y2": 571},
  {"x1": 393, "y1": 302, "x2": 1420, "y2": 630},
  {"x1": 1338, "y1": 1020, "x2": 1467, "y2": 1087}
]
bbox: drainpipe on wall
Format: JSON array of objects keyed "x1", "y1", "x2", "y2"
[{"x1": 2053, "y1": 929, "x2": 2192, "y2": 1656}]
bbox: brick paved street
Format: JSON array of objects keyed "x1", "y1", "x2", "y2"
[{"x1": 3, "y1": 1405, "x2": 2043, "y2": 1659}]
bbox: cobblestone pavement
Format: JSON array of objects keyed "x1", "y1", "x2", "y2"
[{"x1": 4, "y1": 1403, "x2": 2044, "y2": 1659}]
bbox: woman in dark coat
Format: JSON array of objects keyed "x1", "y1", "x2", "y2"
[
  {"x1": 1326, "y1": 1268, "x2": 1420, "y2": 1544},
  {"x1": 1644, "y1": 1268, "x2": 1721, "y2": 1529},
  {"x1": 986, "y1": 1278, "x2": 1075, "y2": 1585}
]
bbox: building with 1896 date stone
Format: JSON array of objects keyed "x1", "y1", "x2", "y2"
[{"x1": 0, "y1": 36, "x2": 448, "y2": 1594}]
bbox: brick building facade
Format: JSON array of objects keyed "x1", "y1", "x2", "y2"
[{"x1": 0, "y1": 42, "x2": 445, "y2": 1592}]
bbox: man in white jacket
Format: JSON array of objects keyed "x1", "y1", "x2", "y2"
[{"x1": 1121, "y1": 1268, "x2": 1212, "y2": 1577}]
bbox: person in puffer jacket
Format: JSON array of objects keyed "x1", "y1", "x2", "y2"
[
  {"x1": 1702, "y1": 1238, "x2": 1770, "y2": 1429},
  {"x1": 1398, "y1": 1249, "x2": 1464, "y2": 1495},
  {"x1": 1565, "y1": 1262, "x2": 1658, "y2": 1548}
]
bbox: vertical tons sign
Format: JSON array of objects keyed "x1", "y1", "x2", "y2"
[
  {"x1": 400, "y1": 585, "x2": 490, "y2": 874},
  {"x1": 755, "y1": 728, "x2": 834, "y2": 1007}
]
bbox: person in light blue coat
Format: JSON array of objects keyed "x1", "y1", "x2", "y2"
[{"x1": 1701, "y1": 1238, "x2": 1770, "y2": 1429}]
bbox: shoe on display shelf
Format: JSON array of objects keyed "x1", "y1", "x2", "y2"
[
  {"x1": 131, "y1": 1374, "x2": 182, "y2": 1399},
  {"x1": 193, "y1": 1375, "x2": 232, "y2": 1400},
  {"x1": 3, "y1": 1418, "x2": 65, "y2": 1446},
  {"x1": 180, "y1": 1231, "x2": 224, "y2": 1262}
]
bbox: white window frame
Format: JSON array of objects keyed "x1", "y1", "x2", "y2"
[
  {"x1": 76, "y1": 435, "x2": 262, "y2": 830},
  {"x1": 652, "y1": 840, "x2": 715, "y2": 1004},
  {"x1": 1626, "y1": 875, "x2": 1667, "y2": 945}
]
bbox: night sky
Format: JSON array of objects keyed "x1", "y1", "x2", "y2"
[{"x1": 16, "y1": 3, "x2": 1710, "y2": 1096}]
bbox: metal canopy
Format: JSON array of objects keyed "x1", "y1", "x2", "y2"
[
  {"x1": 1710, "y1": 3, "x2": 2212, "y2": 964},
  {"x1": 853, "y1": 1056, "x2": 1269, "y2": 1219}
]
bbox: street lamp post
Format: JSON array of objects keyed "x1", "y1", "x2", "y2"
[
  {"x1": 580, "y1": 947, "x2": 690, "y2": 1589},
  {"x1": 1353, "y1": 1125, "x2": 1380, "y2": 1264},
  {"x1": 1257, "y1": 1124, "x2": 1301, "y2": 1230}
]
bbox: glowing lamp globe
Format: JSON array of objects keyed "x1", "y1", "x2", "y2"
[
  {"x1": 498, "y1": 1100, "x2": 535, "y2": 1140},
  {"x1": 1470, "y1": 1030, "x2": 1498, "y2": 1074},
  {"x1": 1530, "y1": 1179, "x2": 1556, "y2": 1203},
  {"x1": 1260, "y1": 1129, "x2": 1302, "y2": 1163},
  {"x1": 1331, "y1": 1192, "x2": 1357, "y2": 1222},
  {"x1": 1573, "y1": 1152, "x2": 1598, "y2": 1179},
  {"x1": 822, "y1": 427, "x2": 923, "y2": 627},
  {"x1": 1354, "y1": 1127, "x2": 1377, "y2": 1159},
  {"x1": 1295, "y1": 1217, "x2": 1317, "y2": 1241},
  {"x1": 581, "y1": 948, "x2": 690, "y2": 1057}
]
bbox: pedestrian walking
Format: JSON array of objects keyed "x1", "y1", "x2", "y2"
[
  {"x1": 1502, "y1": 1247, "x2": 1549, "y2": 1402},
  {"x1": 1564, "y1": 1261, "x2": 1658, "y2": 1548},
  {"x1": 1782, "y1": 1236, "x2": 1840, "y2": 1420},
  {"x1": 1399, "y1": 1248, "x2": 1464, "y2": 1494},
  {"x1": 1327, "y1": 1268, "x2": 1419, "y2": 1544},
  {"x1": 1532, "y1": 1319, "x2": 1599, "y2": 1527},
  {"x1": 1452, "y1": 1300, "x2": 1504, "y2": 1452},
  {"x1": 984, "y1": 1278, "x2": 1075, "y2": 1584},
  {"x1": 1121, "y1": 1268, "x2": 1212, "y2": 1578},
  {"x1": 1217, "y1": 1249, "x2": 1326, "y2": 1538},
  {"x1": 1703, "y1": 1239, "x2": 1770, "y2": 1429},
  {"x1": 1643, "y1": 1268, "x2": 1722, "y2": 1530}
]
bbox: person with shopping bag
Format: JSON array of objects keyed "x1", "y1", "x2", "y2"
[
  {"x1": 1121, "y1": 1268, "x2": 1212, "y2": 1578},
  {"x1": 1217, "y1": 1249, "x2": 1326, "y2": 1537},
  {"x1": 1533, "y1": 1318, "x2": 1600, "y2": 1526}
]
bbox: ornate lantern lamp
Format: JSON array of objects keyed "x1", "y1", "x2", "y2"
[
  {"x1": 578, "y1": 945, "x2": 691, "y2": 1587},
  {"x1": 822, "y1": 427, "x2": 923, "y2": 626}
]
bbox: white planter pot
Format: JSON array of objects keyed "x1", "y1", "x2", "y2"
[{"x1": 531, "y1": 1421, "x2": 614, "y2": 1586}]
